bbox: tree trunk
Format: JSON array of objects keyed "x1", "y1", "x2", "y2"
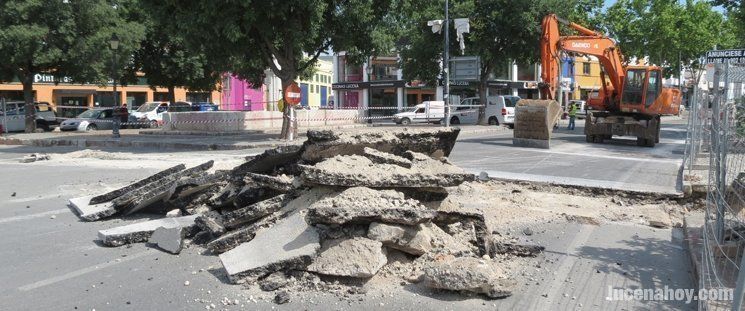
[
  {"x1": 477, "y1": 76, "x2": 488, "y2": 125},
  {"x1": 279, "y1": 78, "x2": 297, "y2": 140},
  {"x1": 22, "y1": 73, "x2": 36, "y2": 133},
  {"x1": 167, "y1": 86, "x2": 176, "y2": 104}
]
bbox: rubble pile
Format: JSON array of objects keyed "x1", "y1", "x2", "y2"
[{"x1": 69, "y1": 128, "x2": 543, "y2": 301}]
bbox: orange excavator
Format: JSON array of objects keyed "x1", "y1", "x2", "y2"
[{"x1": 514, "y1": 14, "x2": 681, "y2": 147}]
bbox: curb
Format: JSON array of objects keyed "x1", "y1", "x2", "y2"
[
  {"x1": 683, "y1": 214, "x2": 704, "y2": 291},
  {"x1": 0, "y1": 126, "x2": 506, "y2": 151}
]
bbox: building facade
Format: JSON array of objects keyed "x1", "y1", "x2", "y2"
[
  {"x1": 0, "y1": 73, "x2": 221, "y2": 118},
  {"x1": 264, "y1": 57, "x2": 334, "y2": 110},
  {"x1": 220, "y1": 74, "x2": 265, "y2": 111},
  {"x1": 332, "y1": 53, "x2": 435, "y2": 117},
  {"x1": 572, "y1": 56, "x2": 605, "y2": 100}
]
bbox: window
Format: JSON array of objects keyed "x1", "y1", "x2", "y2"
[
  {"x1": 582, "y1": 63, "x2": 591, "y2": 75},
  {"x1": 646, "y1": 70, "x2": 660, "y2": 107},
  {"x1": 315, "y1": 74, "x2": 319, "y2": 82}
]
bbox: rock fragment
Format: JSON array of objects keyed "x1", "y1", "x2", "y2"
[
  {"x1": 306, "y1": 187, "x2": 437, "y2": 226},
  {"x1": 367, "y1": 222, "x2": 472, "y2": 256},
  {"x1": 98, "y1": 215, "x2": 198, "y2": 247},
  {"x1": 274, "y1": 291, "x2": 290, "y2": 304},
  {"x1": 307, "y1": 238, "x2": 387, "y2": 278},
  {"x1": 259, "y1": 272, "x2": 290, "y2": 291},
  {"x1": 423, "y1": 256, "x2": 513, "y2": 298},
  {"x1": 149, "y1": 226, "x2": 185, "y2": 254},
  {"x1": 166, "y1": 209, "x2": 182, "y2": 218}
]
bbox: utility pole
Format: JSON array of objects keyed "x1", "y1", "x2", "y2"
[{"x1": 444, "y1": 0, "x2": 450, "y2": 127}]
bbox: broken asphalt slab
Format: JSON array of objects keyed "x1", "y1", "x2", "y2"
[
  {"x1": 219, "y1": 212, "x2": 320, "y2": 283},
  {"x1": 68, "y1": 195, "x2": 117, "y2": 221},
  {"x1": 98, "y1": 215, "x2": 198, "y2": 247}
]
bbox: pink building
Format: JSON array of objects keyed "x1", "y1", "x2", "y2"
[{"x1": 220, "y1": 75, "x2": 265, "y2": 111}]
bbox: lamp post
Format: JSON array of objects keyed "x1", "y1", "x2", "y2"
[{"x1": 109, "y1": 34, "x2": 121, "y2": 138}]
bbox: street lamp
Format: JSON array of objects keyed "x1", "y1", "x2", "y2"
[{"x1": 109, "y1": 34, "x2": 120, "y2": 138}]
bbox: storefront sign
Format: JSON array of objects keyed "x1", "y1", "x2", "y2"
[{"x1": 332, "y1": 80, "x2": 406, "y2": 90}]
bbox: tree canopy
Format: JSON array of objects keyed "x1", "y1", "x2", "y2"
[
  {"x1": 0, "y1": 0, "x2": 144, "y2": 131},
  {"x1": 603, "y1": 0, "x2": 738, "y2": 75}
]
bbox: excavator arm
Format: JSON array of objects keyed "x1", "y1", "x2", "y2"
[{"x1": 540, "y1": 14, "x2": 625, "y2": 106}]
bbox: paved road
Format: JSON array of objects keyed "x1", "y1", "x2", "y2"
[
  {"x1": 0, "y1": 144, "x2": 696, "y2": 310},
  {"x1": 450, "y1": 115, "x2": 687, "y2": 195}
]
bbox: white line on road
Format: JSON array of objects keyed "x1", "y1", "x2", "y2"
[
  {"x1": 0, "y1": 208, "x2": 69, "y2": 224},
  {"x1": 18, "y1": 250, "x2": 154, "y2": 291}
]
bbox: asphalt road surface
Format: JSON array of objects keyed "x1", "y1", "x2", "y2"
[
  {"x1": 450, "y1": 115, "x2": 687, "y2": 195},
  {"x1": 0, "y1": 125, "x2": 695, "y2": 310}
]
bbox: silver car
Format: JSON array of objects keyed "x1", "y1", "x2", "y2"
[{"x1": 59, "y1": 108, "x2": 116, "y2": 131}]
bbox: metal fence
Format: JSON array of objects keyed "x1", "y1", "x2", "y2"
[{"x1": 686, "y1": 61, "x2": 745, "y2": 310}]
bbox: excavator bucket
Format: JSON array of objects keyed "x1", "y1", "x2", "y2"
[{"x1": 512, "y1": 99, "x2": 562, "y2": 149}]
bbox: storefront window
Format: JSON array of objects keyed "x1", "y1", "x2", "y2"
[{"x1": 369, "y1": 88, "x2": 397, "y2": 116}]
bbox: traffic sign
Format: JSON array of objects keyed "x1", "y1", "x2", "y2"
[
  {"x1": 706, "y1": 49, "x2": 745, "y2": 64},
  {"x1": 284, "y1": 83, "x2": 302, "y2": 106}
]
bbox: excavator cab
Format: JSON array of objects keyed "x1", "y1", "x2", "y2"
[{"x1": 620, "y1": 67, "x2": 662, "y2": 113}]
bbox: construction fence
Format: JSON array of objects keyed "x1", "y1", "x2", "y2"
[{"x1": 685, "y1": 61, "x2": 745, "y2": 310}]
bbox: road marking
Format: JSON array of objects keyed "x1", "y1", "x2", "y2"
[
  {"x1": 0, "y1": 208, "x2": 69, "y2": 224},
  {"x1": 18, "y1": 250, "x2": 154, "y2": 291}
]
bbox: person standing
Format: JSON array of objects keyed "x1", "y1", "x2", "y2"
[{"x1": 567, "y1": 102, "x2": 577, "y2": 130}]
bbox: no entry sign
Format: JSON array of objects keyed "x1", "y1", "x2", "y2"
[{"x1": 284, "y1": 83, "x2": 302, "y2": 106}]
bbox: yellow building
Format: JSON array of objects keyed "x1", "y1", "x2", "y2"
[
  {"x1": 573, "y1": 56, "x2": 606, "y2": 100},
  {"x1": 0, "y1": 74, "x2": 221, "y2": 118},
  {"x1": 299, "y1": 58, "x2": 333, "y2": 108}
]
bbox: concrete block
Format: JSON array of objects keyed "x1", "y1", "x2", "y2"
[
  {"x1": 219, "y1": 212, "x2": 320, "y2": 283},
  {"x1": 423, "y1": 256, "x2": 514, "y2": 298},
  {"x1": 68, "y1": 195, "x2": 116, "y2": 221},
  {"x1": 98, "y1": 215, "x2": 198, "y2": 247},
  {"x1": 149, "y1": 226, "x2": 185, "y2": 254},
  {"x1": 307, "y1": 238, "x2": 387, "y2": 278},
  {"x1": 512, "y1": 138, "x2": 550, "y2": 149}
]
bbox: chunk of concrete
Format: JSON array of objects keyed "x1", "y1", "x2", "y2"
[
  {"x1": 232, "y1": 145, "x2": 302, "y2": 175},
  {"x1": 362, "y1": 147, "x2": 412, "y2": 168},
  {"x1": 307, "y1": 238, "x2": 387, "y2": 278},
  {"x1": 98, "y1": 215, "x2": 198, "y2": 247},
  {"x1": 259, "y1": 271, "x2": 290, "y2": 291},
  {"x1": 166, "y1": 209, "x2": 182, "y2": 218},
  {"x1": 195, "y1": 211, "x2": 226, "y2": 236},
  {"x1": 301, "y1": 128, "x2": 461, "y2": 163},
  {"x1": 300, "y1": 154, "x2": 474, "y2": 188},
  {"x1": 488, "y1": 241, "x2": 545, "y2": 257},
  {"x1": 149, "y1": 226, "x2": 185, "y2": 254},
  {"x1": 113, "y1": 161, "x2": 214, "y2": 215},
  {"x1": 423, "y1": 256, "x2": 513, "y2": 298},
  {"x1": 219, "y1": 212, "x2": 320, "y2": 283},
  {"x1": 367, "y1": 222, "x2": 472, "y2": 256},
  {"x1": 246, "y1": 173, "x2": 294, "y2": 192},
  {"x1": 90, "y1": 164, "x2": 186, "y2": 205},
  {"x1": 68, "y1": 195, "x2": 116, "y2": 221},
  {"x1": 306, "y1": 187, "x2": 437, "y2": 226},
  {"x1": 222, "y1": 195, "x2": 286, "y2": 229}
]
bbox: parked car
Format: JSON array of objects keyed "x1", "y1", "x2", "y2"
[
  {"x1": 191, "y1": 102, "x2": 219, "y2": 111},
  {"x1": 393, "y1": 101, "x2": 445, "y2": 125},
  {"x1": 448, "y1": 96, "x2": 520, "y2": 127},
  {"x1": 167, "y1": 101, "x2": 193, "y2": 113},
  {"x1": 130, "y1": 101, "x2": 169, "y2": 123},
  {"x1": 0, "y1": 101, "x2": 59, "y2": 132},
  {"x1": 59, "y1": 108, "x2": 117, "y2": 131}
]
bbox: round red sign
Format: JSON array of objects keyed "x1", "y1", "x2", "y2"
[{"x1": 284, "y1": 83, "x2": 302, "y2": 106}]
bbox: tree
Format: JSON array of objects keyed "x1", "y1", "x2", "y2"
[
  {"x1": 149, "y1": 0, "x2": 396, "y2": 139},
  {"x1": 713, "y1": 0, "x2": 745, "y2": 47},
  {"x1": 397, "y1": 0, "x2": 601, "y2": 124},
  {"x1": 124, "y1": 1, "x2": 221, "y2": 104},
  {"x1": 603, "y1": 0, "x2": 738, "y2": 77},
  {"x1": 0, "y1": 0, "x2": 144, "y2": 132}
]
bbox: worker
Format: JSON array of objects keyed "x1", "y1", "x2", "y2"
[{"x1": 567, "y1": 102, "x2": 578, "y2": 130}]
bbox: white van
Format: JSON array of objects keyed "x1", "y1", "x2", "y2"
[
  {"x1": 129, "y1": 101, "x2": 170, "y2": 123},
  {"x1": 393, "y1": 101, "x2": 445, "y2": 125},
  {"x1": 0, "y1": 101, "x2": 58, "y2": 132},
  {"x1": 449, "y1": 96, "x2": 520, "y2": 127}
]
